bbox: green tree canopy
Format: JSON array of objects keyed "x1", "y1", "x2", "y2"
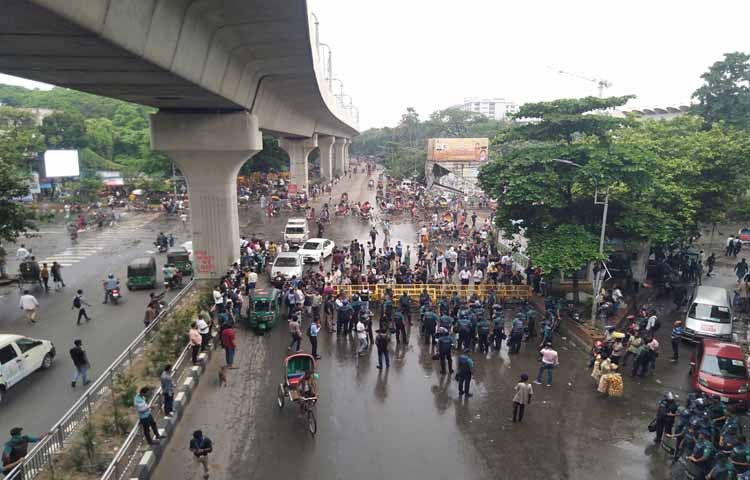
[
  {"x1": 40, "y1": 110, "x2": 86, "y2": 149},
  {"x1": 691, "y1": 52, "x2": 750, "y2": 129},
  {"x1": 0, "y1": 159, "x2": 36, "y2": 241}
]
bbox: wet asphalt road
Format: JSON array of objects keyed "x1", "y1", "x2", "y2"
[
  {"x1": 151, "y1": 171, "x2": 717, "y2": 480},
  {"x1": 0, "y1": 211, "x2": 185, "y2": 437}
]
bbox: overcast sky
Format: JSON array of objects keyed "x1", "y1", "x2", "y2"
[{"x1": 2, "y1": 0, "x2": 748, "y2": 131}]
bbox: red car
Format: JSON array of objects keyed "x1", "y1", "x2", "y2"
[
  {"x1": 690, "y1": 339, "x2": 750, "y2": 405},
  {"x1": 739, "y1": 228, "x2": 750, "y2": 244}
]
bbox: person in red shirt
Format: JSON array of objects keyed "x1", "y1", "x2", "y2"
[{"x1": 221, "y1": 325, "x2": 237, "y2": 369}]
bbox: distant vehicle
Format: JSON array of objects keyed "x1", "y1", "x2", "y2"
[
  {"x1": 283, "y1": 219, "x2": 309, "y2": 248},
  {"x1": 0, "y1": 334, "x2": 56, "y2": 402},
  {"x1": 182, "y1": 241, "x2": 193, "y2": 262},
  {"x1": 738, "y1": 228, "x2": 750, "y2": 244},
  {"x1": 297, "y1": 238, "x2": 335, "y2": 263},
  {"x1": 690, "y1": 339, "x2": 750, "y2": 406},
  {"x1": 271, "y1": 252, "x2": 303, "y2": 280},
  {"x1": 684, "y1": 285, "x2": 734, "y2": 342}
]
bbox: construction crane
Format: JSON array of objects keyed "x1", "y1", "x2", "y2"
[{"x1": 547, "y1": 66, "x2": 612, "y2": 98}]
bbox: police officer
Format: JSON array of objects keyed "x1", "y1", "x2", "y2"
[
  {"x1": 439, "y1": 295, "x2": 450, "y2": 316},
  {"x1": 689, "y1": 429, "x2": 718, "y2": 479},
  {"x1": 731, "y1": 435, "x2": 750, "y2": 472},
  {"x1": 477, "y1": 316, "x2": 491, "y2": 354},
  {"x1": 457, "y1": 315, "x2": 472, "y2": 352},
  {"x1": 399, "y1": 293, "x2": 412, "y2": 325},
  {"x1": 491, "y1": 305, "x2": 505, "y2": 351},
  {"x1": 707, "y1": 450, "x2": 738, "y2": 480},
  {"x1": 655, "y1": 392, "x2": 678, "y2": 444},
  {"x1": 436, "y1": 326, "x2": 453, "y2": 375},
  {"x1": 666, "y1": 407, "x2": 692, "y2": 453},
  {"x1": 337, "y1": 299, "x2": 351, "y2": 335},
  {"x1": 422, "y1": 306, "x2": 438, "y2": 346},
  {"x1": 393, "y1": 310, "x2": 407, "y2": 344},
  {"x1": 456, "y1": 349, "x2": 474, "y2": 397},
  {"x1": 380, "y1": 294, "x2": 394, "y2": 330},
  {"x1": 525, "y1": 307, "x2": 538, "y2": 342}
]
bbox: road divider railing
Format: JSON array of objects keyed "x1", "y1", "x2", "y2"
[{"x1": 6, "y1": 281, "x2": 198, "y2": 480}]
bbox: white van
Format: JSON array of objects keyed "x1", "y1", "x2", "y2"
[
  {"x1": 684, "y1": 286, "x2": 734, "y2": 342},
  {"x1": 0, "y1": 334, "x2": 56, "y2": 401},
  {"x1": 283, "y1": 218, "x2": 309, "y2": 248}
]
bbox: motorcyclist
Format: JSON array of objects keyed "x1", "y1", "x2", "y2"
[
  {"x1": 102, "y1": 274, "x2": 119, "y2": 304},
  {"x1": 155, "y1": 232, "x2": 168, "y2": 251}
]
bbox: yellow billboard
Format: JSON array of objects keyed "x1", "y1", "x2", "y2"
[{"x1": 427, "y1": 138, "x2": 489, "y2": 163}]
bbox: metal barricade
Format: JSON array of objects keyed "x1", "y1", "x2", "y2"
[{"x1": 6, "y1": 280, "x2": 197, "y2": 480}]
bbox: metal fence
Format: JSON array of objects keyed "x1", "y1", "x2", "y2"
[{"x1": 6, "y1": 280, "x2": 198, "y2": 480}]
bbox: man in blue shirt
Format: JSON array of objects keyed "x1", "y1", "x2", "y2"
[
  {"x1": 456, "y1": 350, "x2": 475, "y2": 397},
  {"x1": 189, "y1": 429, "x2": 213, "y2": 479},
  {"x1": 3, "y1": 427, "x2": 49, "y2": 469},
  {"x1": 437, "y1": 327, "x2": 454, "y2": 374},
  {"x1": 670, "y1": 320, "x2": 684, "y2": 362}
]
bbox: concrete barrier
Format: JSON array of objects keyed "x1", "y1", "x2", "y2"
[{"x1": 132, "y1": 341, "x2": 214, "y2": 479}]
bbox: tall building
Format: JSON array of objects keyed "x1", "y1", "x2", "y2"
[{"x1": 461, "y1": 97, "x2": 518, "y2": 121}]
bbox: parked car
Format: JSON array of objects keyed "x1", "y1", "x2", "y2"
[
  {"x1": 738, "y1": 228, "x2": 750, "y2": 244},
  {"x1": 297, "y1": 238, "x2": 335, "y2": 263},
  {"x1": 690, "y1": 339, "x2": 750, "y2": 406},
  {"x1": 683, "y1": 285, "x2": 734, "y2": 342},
  {"x1": 0, "y1": 334, "x2": 56, "y2": 402},
  {"x1": 270, "y1": 252, "x2": 303, "y2": 280}
]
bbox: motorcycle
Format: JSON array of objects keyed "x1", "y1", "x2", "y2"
[
  {"x1": 110, "y1": 287, "x2": 121, "y2": 305},
  {"x1": 154, "y1": 241, "x2": 168, "y2": 253}
]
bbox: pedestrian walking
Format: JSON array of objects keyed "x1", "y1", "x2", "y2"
[
  {"x1": 735, "y1": 258, "x2": 748, "y2": 283},
  {"x1": 189, "y1": 430, "x2": 213, "y2": 480},
  {"x1": 40, "y1": 263, "x2": 49, "y2": 292},
  {"x1": 133, "y1": 387, "x2": 161, "y2": 445},
  {"x1": 72, "y1": 289, "x2": 91, "y2": 324},
  {"x1": 512, "y1": 373, "x2": 533, "y2": 422},
  {"x1": 160, "y1": 365, "x2": 175, "y2": 417},
  {"x1": 726, "y1": 235, "x2": 735, "y2": 256},
  {"x1": 375, "y1": 329, "x2": 390, "y2": 369},
  {"x1": 18, "y1": 290, "x2": 38, "y2": 324},
  {"x1": 670, "y1": 321, "x2": 684, "y2": 362},
  {"x1": 69, "y1": 339, "x2": 90, "y2": 388},
  {"x1": 221, "y1": 323, "x2": 237, "y2": 368},
  {"x1": 0, "y1": 242, "x2": 7, "y2": 279},
  {"x1": 51, "y1": 261, "x2": 65, "y2": 289},
  {"x1": 189, "y1": 322, "x2": 202, "y2": 364},
  {"x1": 309, "y1": 318, "x2": 321, "y2": 359},
  {"x1": 288, "y1": 315, "x2": 302, "y2": 352},
  {"x1": 393, "y1": 311, "x2": 407, "y2": 344},
  {"x1": 705, "y1": 253, "x2": 716, "y2": 278},
  {"x1": 456, "y1": 350, "x2": 474, "y2": 397},
  {"x1": 534, "y1": 343, "x2": 559, "y2": 387}
]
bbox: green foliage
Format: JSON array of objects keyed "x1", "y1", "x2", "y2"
[
  {"x1": 85, "y1": 118, "x2": 114, "y2": 159},
  {"x1": 40, "y1": 110, "x2": 86, "y2": 149},
  {"x1": 0, "y1": 159, "x2": 36, "y2": 241},
  {"x1": 100, "y1": 405, "x2": 131, "y2": 436},
  {"x1": 692, "y1": 52, "x2": 750, "y2": 129},
  {"x1": 240, "y1": 137, "x2": 289, "y2": 174},
  {"x1": 0, "y1": 107, "x2": 42, "y2": 165},
  {"x1": 113, "y1": 372, "x2": 138, "y2": 408},
  {"x1": 527, "y1": 224, "x2": 604, "y2": 276}
]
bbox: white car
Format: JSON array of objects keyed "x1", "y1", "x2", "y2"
[
  {"x1": 297, "y1": 238, "x2": 335, "y2": 263},
  {"x1": 270, "y1": 252, "x2": 303, "y2": 279},
  {"x1": 0, "y1": 334, "x2": 56, "y2": 402}
]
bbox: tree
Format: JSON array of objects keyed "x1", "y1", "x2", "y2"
[
  {"x1": 239, "y1": 137, "x2": 289, "y2": 174},
  {"x1": 692, "y1": 52, "x2": 750, "y2": 129},
  {"x1": 526, "y1": 225, "x2": 604, "y2": 302},
  {"x1": 84, "y1": 118, "x2": 114, "y2": 160},
  {"x1": 0, "y1": 107, "x2": 42, "y2": 166},
  {"x1": 0, "y1": 159, "x2": 36, "y2": 241},
  {"x1": 40, "y1": 110, "x2": 86, "y2": 149}
]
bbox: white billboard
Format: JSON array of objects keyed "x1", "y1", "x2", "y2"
[{"x1": 44, "y1": 150, "x2": 80, "y2": 177}]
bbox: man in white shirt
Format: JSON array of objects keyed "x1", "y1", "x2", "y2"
[
  {"x1": 19, "y1": 290, "x2": 39, "y2": 323},
  {"x1": 247, "y1": 270, "x2": 258, "y2": 295},
  {"x1": 459, "y1": 268, "x2": 471, "y2": 285},
  {"x1": 195, "y1": 316, "x2": 210, "y2": 351},
  {"x1": 472, "y1": 268, "x2": 484, "y2": 285},
  {"x1": 16, "y1": 244, "x2": 29, "y2": 261},
  {"x1": 356, "y1": 318, "x2": 368, "y2": 355}
]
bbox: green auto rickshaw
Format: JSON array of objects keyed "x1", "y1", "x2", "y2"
[
  {"x1": 245, "y1": 289, "x2": 280, "y2": 332},
  {"x1": 167, "y1": 247, "x2": 193, "y2": 278},
  {"x1": 126, "y1": 257, "x2": 157, "y2": 290}
]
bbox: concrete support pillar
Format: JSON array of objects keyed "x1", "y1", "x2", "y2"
[
  {"x1": 279, "y1": 135, "x2": 317, "y2": 194},
  {"x1": 150, "y1": 111, "x2": 262, "y2": 280},
  {"x1": 318, "y1": 135, "x2": 335, "y2": 182},
  {"x1": 343, "y1": 139, "x2": 351, "y2": 172},
  {"x1": 333, "y1": 137, "x2": 347, "y2": 177}
]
